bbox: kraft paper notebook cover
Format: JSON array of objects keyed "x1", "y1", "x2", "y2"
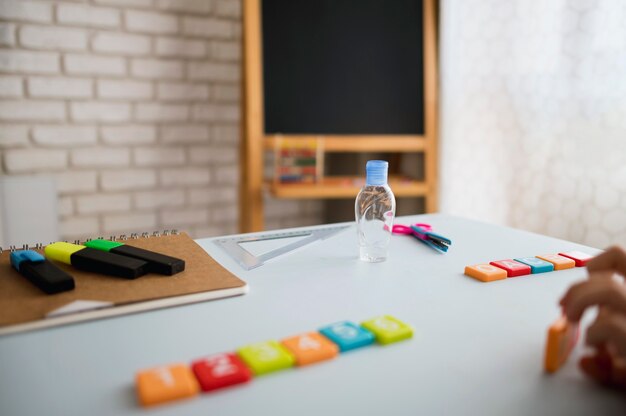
[{"x1": 0, "y1": 232, "x2": 248, "y2": 336}]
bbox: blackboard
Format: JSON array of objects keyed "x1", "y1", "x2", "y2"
[{"x1": 262, "y1": 0, "x2": 424, "y2": 135}]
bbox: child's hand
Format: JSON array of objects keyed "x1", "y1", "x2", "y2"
[{"x1": 560, "y1": 246, "x2": 626, "y2": 389}]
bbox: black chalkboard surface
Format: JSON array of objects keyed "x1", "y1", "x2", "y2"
[{"x1": 262, "y1": 0, "x2": 424, "y2": 135}]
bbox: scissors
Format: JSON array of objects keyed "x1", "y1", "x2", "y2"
[{"x1": 392, "y1": 223, "x2": 451, "y2": 253}]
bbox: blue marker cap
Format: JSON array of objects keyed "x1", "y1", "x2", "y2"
[
  {"x1": 10, "y1": 250, "x2": 45, "y2": 271},
  {"x1": 365, "y1": 160, "x2": 389, "y2": 186}
]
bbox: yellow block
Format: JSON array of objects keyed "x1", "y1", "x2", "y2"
[{"x1": 44, "y1": 242, "x2": 84, "y2": 265}]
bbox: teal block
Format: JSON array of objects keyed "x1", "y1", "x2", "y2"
[
  {"x1": 319, "y1": 321, "x2": 374, "y2": 352},
  {"x1": 514, "y1": 257, "x2": 554, "y2": 274}
]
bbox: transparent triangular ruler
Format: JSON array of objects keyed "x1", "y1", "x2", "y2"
[{"x1": 214, "y1": 224, "x2": 351, "y2": 270}]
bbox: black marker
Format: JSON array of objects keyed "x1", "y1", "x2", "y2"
[
  {"x1": 84, "y1": 239, "x2": 185, "y2": 275},
  {"x1": 45, "y1": 242, "x2": 147, "y2": 279},
  {"x1": 10, "y1": 250, "x2": 75, "y2": 294}
]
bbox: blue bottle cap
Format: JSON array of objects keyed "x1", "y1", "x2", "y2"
[{"x1": 365, "y1": 160, "x2": 389, "y2": 186}]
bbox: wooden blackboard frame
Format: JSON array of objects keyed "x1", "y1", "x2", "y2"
[{"x1": 240, "y1": 0, "x2": 438, "y2": 232}]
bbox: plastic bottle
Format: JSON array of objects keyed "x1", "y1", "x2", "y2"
[{"x1": 355, "y1": 160, "x2": 396, "y2": 262}]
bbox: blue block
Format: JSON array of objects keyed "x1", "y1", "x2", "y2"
[
  {"x1": 514, "y1": 257, "x2": 554, "y2": 274},
  {"x1": 319, "y1": 321, "x2": 375, "y2": 352}
]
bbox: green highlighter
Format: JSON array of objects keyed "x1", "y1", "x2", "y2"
[{"x1": 84, "y1": 239, "x2": 185, "y2": 276}]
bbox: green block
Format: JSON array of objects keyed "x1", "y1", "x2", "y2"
[
  {"x1": 84, "y1": 239, "x2": 124, "y2": 252},
  {"x1": 237, "y1": 341, "x2": 295, "y2": 376},
  {"x1": 361, "y1": 315, "x2": 413, "y2": 345}
]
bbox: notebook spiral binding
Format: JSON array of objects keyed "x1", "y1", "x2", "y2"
[{"x1": 0, "y1": 230, "x2": 180, "y2": 254}]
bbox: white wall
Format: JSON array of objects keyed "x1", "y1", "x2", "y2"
[
  {"x1": 0, "y1": 0, "x2": 322, "y2": 242},
  {"x1": 440, "y1": 0, "x2": 626, "y2": 248}
]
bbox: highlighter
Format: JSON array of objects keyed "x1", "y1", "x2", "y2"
[
  {"x1": 45, "y1": 242, "x2": 147, "y2": 279},
  {"x1": 84, "y1": 239, "x2": 185, "y2": 275},
  {"x1": 10, "y1": 250, "x2": 75, "y2": 294}
]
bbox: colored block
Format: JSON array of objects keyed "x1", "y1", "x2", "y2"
[
  {"x1": 236, "y1": 341, "x2": 294, "y2": 376},
  {"x1": 514, "y1": 257, "x2": 554, "y2": 274},
  {"x1": 464, "y1": 264, "x2": 507, "y2": 282},
  {"x1": 490, "y1": 259, "x2": 531, "y2": 277},
  {"x1": 191, "y1": 353, "x2": 252, "y2": 392},
  {"x1": 558, "y1": 251, "x2": 593, "y2": 267},
  {"x1": 536, "y1": 254, "x2": 575, "y2": 270},
  {"x1": 544, "y1": 316, "x2": 579, "y2": 373},
  {"x1": 136, "y1": 364, "x2": 199, "y2": 407},
  {"x1": 281, "y1": 332, "x2": 339, "y2": 366},
  {"x1": 318, "y1": 321, "x2": 375, "y2": 352},
  {"x1": 361, "y1": 315, "x2": 413, "y2": 345}
]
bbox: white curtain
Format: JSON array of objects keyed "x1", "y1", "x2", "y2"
[{"x1": 440, "y1": 0, "x2": 626, "y2": 248}]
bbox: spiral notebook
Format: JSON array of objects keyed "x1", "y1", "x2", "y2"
[{"x1": 0, "y1": 231, "x2": 248, "y2": 336}]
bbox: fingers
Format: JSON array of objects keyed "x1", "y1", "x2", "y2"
[
  {"x1": 587, "y1": 246, "x2": 626, "y2": 277},
  {"x1": 560, "y1": 279, "x2": 626, "y2": 322},
  {"x1": 579, "y1": 348, "x2": 626, "y2": 390},
  {"x1": 585, "y1": 311, "x2": 626, "y2": 358}
]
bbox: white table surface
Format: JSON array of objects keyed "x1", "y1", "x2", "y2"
[{"x1": 0, "y1": 214, "x2": 624, "y2": 415}]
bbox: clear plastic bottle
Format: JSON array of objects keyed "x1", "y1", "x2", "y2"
[{"x1": 355, "y1": 160, "x2": 396, "y2": 262}]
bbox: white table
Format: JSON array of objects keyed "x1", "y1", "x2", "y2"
[{"x1": 0, "y1": 214, "x2": 623, "y2": 415}]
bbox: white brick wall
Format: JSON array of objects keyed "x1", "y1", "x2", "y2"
[
  {"x1": 71, "y1": 101, "x2": 131, "y2": 122},
  {"x1": 28, "y1": 77, "x2": 92, "y2": 98},
  {"x1": 134, "y1": 189, "x2": 185, "y2": 209},
  {"x1": 0, "y1": 100, "x2": 66, "y2": 121},
  {"x1": 101, "y1": 125, "x2": 156, "y2": 145},
  {"x1": 0, "y1": 125, "x2": 29, "y2": 147},
  {"x1": 156, "y1": 0, "x2": 212, "y2": 14},
  {"x1": 0, "y1": 0, "x2": 321, "y2": 242},
  {"x1": 0, "y1": 23, "x2": 17, "y2": 47},
  {"x1": 125, "y1": 10, "x2": 178, "y2": 34},
  {"x1": 65, "y1": 53, "x2": 125, "y2": 76},
  {"x1": 0, "y1": 75, "x2": 22, "y2": 97},
  {"x1": 131, "y1": 58, "x2": 183, "y2": 79},
  {"x1": 0, "y1": 50, "x2": 59, "y2": 73},
  {"x1": 182, "y1": 17, "x2": 233, "y2": 38},
  {"x1": 157, "y1": 82, "x2": 209, "y2": 101},
  {"x1": 19, "y1": 25, "x2": 88, "y2": 51},
  {"x1": 77, "y1": 193, "x2": 131, "y2": 214},
  {"x1": 135, "y1": 103, "x2": 188, "y2": 121},
  {"x1": 93, "y1": 32, "x2": 151, "y2": 55},
  {"x1": 71, "y1": 147, "x2": 130, "y2": 167},
  {"x1": 33, "y1": 125, "x2": 98, "y2": 146},
  {"x1": 57, "y1": 4, "x2": 121, "y2": 28},
  {"x1": 161, "y1": 125, "x2": 209, "y2": 143},
  {"x1": 53, "y1": 171, "x2": 98, "y2": 193},
  {"x1": 4, "y1": 148, "x2": 67, "y2": 173},
  {"x1": 134, "y1": 147, "x2": 186, "y2": 166},
  {"x1": 97, "y1": 79, "x2": 152, "y2": 99},
  {"x1": 101, "y1": 169, "x2": 157, "y2": 191},
  {"x1": 156, "y1": 37, "x2": 205, "y2": 58},
  {"x1": 0, "y1": 1, "x2": 53, "y2": 23}
]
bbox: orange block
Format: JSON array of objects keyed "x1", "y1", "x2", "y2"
[
  {"x1": 136, "y1": 364, "x2": 199, "y2": 407},
  {"x1": 544, "y1": 316, "x2": 579, "y2": 373},
  {"x1": 536, "y1": 254, "x2": 575, "y2": 270},
  {"x1": 464, "y1": 264, "x2": 508, "y2": 282},
  {"x1": 281, "y1": 332, "x2": 339, "y2": 366}
]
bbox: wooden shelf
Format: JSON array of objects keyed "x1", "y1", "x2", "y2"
[
  {"x1": 265, "y1": 135, "x2": 426, "y2": 152},
  {"x1": 268, "y1": 176, "x2": 428, "y2": 199}
]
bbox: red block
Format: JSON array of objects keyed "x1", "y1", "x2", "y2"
[
  {"x1": 191, "y1": 353, "x2": 252, "y2": 392},
  {"x1": 490, "y1": 259, "x2": 531, "y2": 277},
  {"x1": 558, "y1": 251, "x2": 593, "y2": 267}
]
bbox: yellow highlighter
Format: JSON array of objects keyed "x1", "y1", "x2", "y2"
[{"x1": 45, "y1": 242, "x2": 148, "y2": 279}]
